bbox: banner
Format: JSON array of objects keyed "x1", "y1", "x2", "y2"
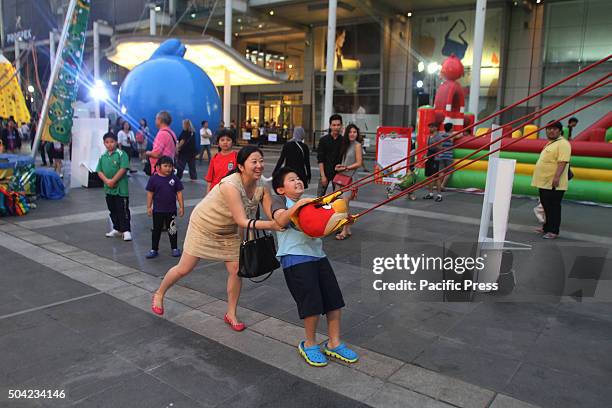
[{"x1": 41, "y1": 0, "x2": 91, "y2": 144}]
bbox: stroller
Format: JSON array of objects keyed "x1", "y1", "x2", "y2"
[{"x1": 385, "y1": 168, "x2": 418, "y2": 200}]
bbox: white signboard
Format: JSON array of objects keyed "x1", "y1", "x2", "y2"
[
  {"x1": 242, "y1": 132, "x2": 251, "y2": 140},
  {"x1": 268, "y1": 133, "x2": 278, "y2": 142},
  {"x1": 377, "y1": 135, "x2": 410, "y2": 183},
  {"x1": 70, "y1": 118, "x2": 109, "y2": 188}
]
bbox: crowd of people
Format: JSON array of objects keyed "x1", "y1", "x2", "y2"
[{"x1": 96, "y1": 110, "x2": 360, "y2": 367}]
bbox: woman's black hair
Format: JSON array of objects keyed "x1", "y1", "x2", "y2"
[
  {"x1": 140, "y1": 118, "x2": 147, "y2": 127},
  {"x1": 339, "y1": 123, "x2": 362, "y2": 160},
  {"x1": 225, "y1": 146, "x2": 264, "y2": 177},
  {"x1": 156, "y1": 155, "x2": 174, "y2": 168}
]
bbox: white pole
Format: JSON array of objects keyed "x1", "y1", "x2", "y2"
[
  {"x1": 169, "y1": 0, "x2": 177, "y2": 19},
  {"x1": 49, "y1": 30, "x2": 56, "y2": 67},
  {"x1": 149, "y1": 4, "x2": 157, "y2": 36},
  {"x1": 323, "y1": 0, "x2": 337, "y2": 131},
  {"x1": 14, "y1": 39, "x2": 20, "y2": 86},
  {"x1": 468, "y1": 0, "x2": 486, "y2": 120},
  {"x1": 30, "y1": 0, "x2": 78, "y2": 159},
  {"x1": 223, "y1": 0, "x2": 232, "y2": 126},
  {"x1": 93, "y1": 21, "x2": 100, "y2": 118}
]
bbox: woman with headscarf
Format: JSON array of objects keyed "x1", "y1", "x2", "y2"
[{"x1": 273, "y1": 126, "x2": 311, "y2": 188}]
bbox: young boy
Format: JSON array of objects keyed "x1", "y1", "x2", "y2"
[
  {"x1": 204, "y1": 129, "x2": 237, "y2": 193},
  {"x1": 97, "y1": 132, "x2": 132, "y2": 241},
  {"x1": 145, "y1": 156, "x2": 185, "y2": 258},
  {"x1": 271, "y1": 167, "x2": 358, "y2": 367}
]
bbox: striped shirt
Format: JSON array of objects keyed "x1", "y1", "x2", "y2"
[{"x1": 436, "y1": 131, "x2": 454, "y2": 161}]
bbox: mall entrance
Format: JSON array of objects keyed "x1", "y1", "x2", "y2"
[{"x1": 238, "y1": 93, "x2": 305, "y2": 144}]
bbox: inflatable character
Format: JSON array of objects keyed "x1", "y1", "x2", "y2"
[
  {"x1": 118, "y1": 39, "x2": 221, "y2": 145},
  {"x1": 290, "y1": 191, "x2": 353, "y2": 238}
]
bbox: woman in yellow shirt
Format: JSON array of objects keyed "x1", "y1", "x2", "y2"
[{"x1": 531, "y1": 121, "x2": 571, "y2": 239}]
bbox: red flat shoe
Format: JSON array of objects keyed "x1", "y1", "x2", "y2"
[
  {"x1": 224, "y1": 314, "x2": 246, "y2": 331},
  {"x1": 151, "y1": 293, "x2": 164, "y2": 316}
]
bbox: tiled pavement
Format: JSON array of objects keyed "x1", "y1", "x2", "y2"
[{"x1": 2, "y1": 152, "x2": 611, "y2": 407}]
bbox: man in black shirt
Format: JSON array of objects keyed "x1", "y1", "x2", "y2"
[{"x1": 317, "y1": 114, "x2": 343, "y2": 196}]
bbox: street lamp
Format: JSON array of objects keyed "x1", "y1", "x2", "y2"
[
  {"x1": 90, "y1": 79, "x2": 109, "y2": 101},
  {"x1": 427, "y1": 62, "x2": 439, "y2": 74},
  {"x1": 27, "y1": 85, "x2": 35, "y2": 93}
]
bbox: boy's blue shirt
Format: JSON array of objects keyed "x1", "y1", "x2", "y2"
[{"x1": 272, "y1": 196, "x2": 326, "y2": 268}]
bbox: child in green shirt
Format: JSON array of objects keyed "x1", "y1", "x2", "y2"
[{"x1": 96, "y1": 132, "x2": 132, "y2": 241}]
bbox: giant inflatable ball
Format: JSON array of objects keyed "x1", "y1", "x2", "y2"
[{"x1": 118, "y1": 39, "x2": 221, "y2": 148}]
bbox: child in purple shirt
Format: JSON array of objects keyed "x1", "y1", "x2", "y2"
[{"x1": 145, "y1": 156, "x2": 185, "y2": 258}]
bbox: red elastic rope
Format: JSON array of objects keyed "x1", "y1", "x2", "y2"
[
  {"x1": 354, "y1": 92, "x2": 611, "y2": 219},
  {"x1": 332, "y1": 54, "x2": 611, "y2": 195}
]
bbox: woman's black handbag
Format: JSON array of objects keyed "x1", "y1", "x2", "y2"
[{"x1": 238, "y1": 215, "x2": 279, "y2": 282}]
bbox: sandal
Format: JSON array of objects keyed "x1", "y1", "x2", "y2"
[
  {"x1": 335, "y1": 233, "x2": 348, "y2": 240},
  {"x1": 151, "y1": 293, "x2": 164, "y2": 316},
  {"x1": 298, "y1": 341, "x2": 328, "y2": 367},
  {"x1": 323, "y1": 341, "x2": 359, "y2": 363}
]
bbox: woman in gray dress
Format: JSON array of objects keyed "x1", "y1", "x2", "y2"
[{"x1": 334, "y1": 124, "x2": 363, "y2": 240}]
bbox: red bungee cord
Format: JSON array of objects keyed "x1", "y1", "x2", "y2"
[
  {"x1": 354, "y1": 92, "x2": 611, "y2": 220},
  {"x1": 329, "y1": 54, "x2": 612, "y2": 197}
]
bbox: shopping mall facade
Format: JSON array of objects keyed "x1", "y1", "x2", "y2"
[{"x1": 1, "y1": 0, "x2": 610, "y2": 144}]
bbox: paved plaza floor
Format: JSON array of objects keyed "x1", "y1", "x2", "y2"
[{"x1": 1, "y1": 150, "x2": 611, "y2": 408}]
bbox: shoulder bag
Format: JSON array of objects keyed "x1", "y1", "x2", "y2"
[{"x1": 238, "y1": 208, "x2": 280, "y2": 282}]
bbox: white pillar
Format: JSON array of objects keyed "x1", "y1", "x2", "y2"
[
  {"x1": 14, "y1": 39, "x2": 21, "y2": 86},
  {"x1": 93, "y1": 21, "x2": 100, "y2": 118},
  {"x1": 323, "y1": 0, "x2": 337, "y2": 131},
  {"x1": 223, "y1": 0, "x2": 232, "y2": 126},
  {"x1": 149, "y1": 4, "x2": 157, "y2": 36},
  {"x1": 169, "y1": 0, "x2": 177, "y2": 17},
  {"x1": 468, "y1": 0, "x2": 486, "y2": 119}
]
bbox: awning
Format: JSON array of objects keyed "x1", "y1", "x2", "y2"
[{"x1": 105, "y1": 35, "x2": 287, "y2": 86}]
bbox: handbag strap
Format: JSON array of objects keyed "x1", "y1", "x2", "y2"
[{"x1": 249, "y1": 271, "x2": 274, "y2": 283}]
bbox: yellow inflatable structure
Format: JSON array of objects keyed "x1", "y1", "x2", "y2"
[{"x1": 0, "y1": 54, "x2": 30, "y2": 124}]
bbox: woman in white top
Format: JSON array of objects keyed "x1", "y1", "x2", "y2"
[
  {"x1": 198, "y1": 120, "x2": 212, "y2": 163},
  {"x1": 117, "y1": 121, "x2": 135, "y2": 171}
]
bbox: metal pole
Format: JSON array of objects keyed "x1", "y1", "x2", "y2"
[
  {"x1": 149, "y1": 4, "x2": 157, "y2": 36},
  {"x1": 323, "y1": 0, "x2": 337, "y2": 131},
  {"x1": 0, "y1": 0, "x2": 5, "y2": 51},
  {"x1": 31, "y1": 0, "x2": 78, "y2": 159},
  {"x1": 93, "y1": 21, "x2": 100, "y2": 118},
  {"x1": 49, "y1": 31, "x2": 56, "y2": 67},
  {"x1": 468, "y1": 0, "x2": 487, "y2": 120},
  {"x1": 15, "y1": 39, "x2": 21, "y2": 86},
  {"x1": 223, "y1": 0, "x2": 232, "y2": 126}
]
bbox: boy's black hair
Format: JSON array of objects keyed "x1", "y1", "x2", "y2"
[
  {"x1": 217, "y1": 128, "x2": 233, "y2": 141},
  {"x1": 443, "y1": 122, "x2": 453, "y2": 132},
  {"x1": 156, "y1": 155, "x2": 174, "y2": 168},
  {"x1": 568, "y1": 117, "x2": 579, "y2": 124},
  {"x1": 272, "y1": 167, "x2": 299, "y2": 195},
  {"x1": 103, "y1": 131, "x2": 117, "y2": 141}
]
